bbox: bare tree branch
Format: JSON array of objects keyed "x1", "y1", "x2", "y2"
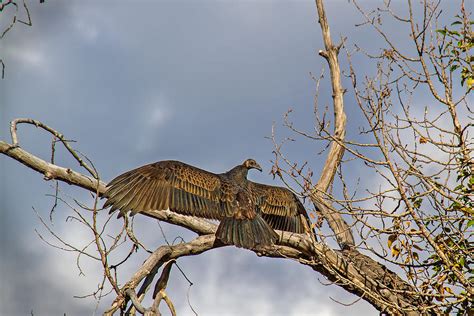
[{"x1": 311, "y1": 0, "x2": 355, "y2": 248}]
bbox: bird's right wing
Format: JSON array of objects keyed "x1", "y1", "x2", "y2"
[{"x1": 103, "y1": 160, "x2": 236, "y2": 219}]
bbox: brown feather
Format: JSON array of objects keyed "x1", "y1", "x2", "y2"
[
  {"x1": 104, "y1": 160, "x2": 231, "y2": 220},
  {"x1": 248, "y1": 181, "x2": 310, "y2": 234},
  {"x1": 103, "y1": 159, "x2": 314, "y2": 249}
]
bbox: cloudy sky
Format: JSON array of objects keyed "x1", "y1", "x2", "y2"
[{"x1": 0, "y1": 1, "x2": 467, "y2": 315}]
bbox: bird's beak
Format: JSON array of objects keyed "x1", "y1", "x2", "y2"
[{"x1": 255, "y1": 164, "x2": 262, "y2": 172}]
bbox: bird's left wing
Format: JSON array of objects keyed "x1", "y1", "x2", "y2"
[{"x1": 249, "y1": 182, "x2": 311, "y2": 234}]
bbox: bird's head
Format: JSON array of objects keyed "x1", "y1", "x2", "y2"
[{"x1": 242, "y1": 159, "x2": 262, "y2": 172}]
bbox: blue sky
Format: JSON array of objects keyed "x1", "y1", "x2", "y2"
[{"x1": 1, "y1": 1, "x2": 467, "y2": 315}]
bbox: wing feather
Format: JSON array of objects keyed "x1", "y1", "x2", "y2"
[
  {"x1": 141, "y1": 182, "x2": 160, "y2": 211},
  {"x1": 104, "y1": 174, "x2": 143, "y2": 204},
  {"x1": 249, "y1": 181, "x2": 310, "y2": 234},
  {"x1": 103, "y1": 160, "x2": 232, "y2": 219}
]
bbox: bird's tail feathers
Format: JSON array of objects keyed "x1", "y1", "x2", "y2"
[{"x1": 216, "y1": 214, "x2": 278, "y2": 249}]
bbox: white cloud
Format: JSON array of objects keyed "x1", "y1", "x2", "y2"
[
  {"x1": 74, "y1": 17, "x2": 99, "y2": 42},
  {"x1": 5, "y1": 45, "x2": 48, "y2": 72},
  {"x1": 148, "y1": 103, "x2": 170, "y2": 127},
  {"x1": 136, "y1": 93, "x2": 173, "y2": 152}
]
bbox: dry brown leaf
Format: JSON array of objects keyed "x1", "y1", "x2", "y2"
[{"x1": 388, "y1": 234, "x2": 397, "y2": 248}]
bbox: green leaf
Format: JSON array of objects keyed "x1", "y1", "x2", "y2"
[
  {"x1": 467, "y1": 220, "x2": 474, "y2": 228},
  {"x1": 448, "y1": 30, "x2": 460, "y2": 36},
  {"x1": 436, "y1": 29, "x2": 447, "y2": 36},
  {"x1": 451, "y1": 21, "x2": 462, "y2": 26},
  {"x1": 450, "y1": 64, "x2": 459, "y2": 72},
  {"x1": 450, "y1": 202, "x2": 461, "y2": 211}
]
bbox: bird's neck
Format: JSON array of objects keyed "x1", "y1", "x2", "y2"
[{"x1": 226, "y1": 165, "x2": 248, "y2": 183}]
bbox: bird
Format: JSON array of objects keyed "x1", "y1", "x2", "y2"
[{"x1": 103, "y1": 159, "x2": 312, "y2": 249}]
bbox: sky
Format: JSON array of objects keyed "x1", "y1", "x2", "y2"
[{"x1": 0, "y1": 1, "x2": 469, "y2": 315}]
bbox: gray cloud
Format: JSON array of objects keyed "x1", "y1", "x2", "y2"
[{"x1": 3, "y1": 0, "x2": 459, "y2": 315}]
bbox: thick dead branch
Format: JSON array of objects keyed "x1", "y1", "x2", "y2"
[
  {"x1": 312, "y1": 0, "x2": 354, "y2": 248},
  {"x1": 151, "y1": 260, "x2": 176, "y2": 315},
  {"x1": 0, "y1": 139, "x2": 215, "y2": 234},
  {"x1": 104, "y1": 234, "x2": 221, "y2": 315}
]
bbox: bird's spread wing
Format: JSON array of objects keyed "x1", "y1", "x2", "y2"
[
  {"x1": 248, "y1": 182, "x2": 310, "y2": 233},
  {"x1": 103, "y1": 160, "x2": 235, "y2": 219}
]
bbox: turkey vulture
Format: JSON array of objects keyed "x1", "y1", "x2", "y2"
[{"x1": 103, "y1": 159, "x2": 312, "y2": 249}]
